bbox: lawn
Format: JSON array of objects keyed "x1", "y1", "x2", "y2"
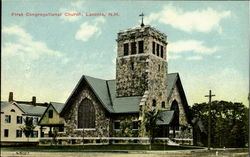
[{"x1": 1, "y1": 144, "x2": 204, "y2": 152}]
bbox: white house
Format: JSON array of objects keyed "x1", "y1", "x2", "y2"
[{"x1": 1, "y1": 100, "x2": 47, "y2": 145}]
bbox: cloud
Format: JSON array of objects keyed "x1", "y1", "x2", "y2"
[
  {"x1": 168, "y1": 54, "x2": 181, "y2": 60},
  {"x1": 184, "y1": 68, "x2": 248, "y2": 106},
  {"x1": 145, "y1": 4, "x2": 231, "y2": 33},
  {"x1": 75, "y1": 17, "x2": 106, "y2": 42},
  {"x1": 59, "y1": 1, "x2": 85, "y2": 22},
  {"x1": 186, "y1": 55, "x2": 203, "y2": 61},
  {"x1": 168, "y1": 40, "x2": 218, "y2": 54},
  {"x1": 2, "y1": 25, "x2": 64, "y2": 60}
]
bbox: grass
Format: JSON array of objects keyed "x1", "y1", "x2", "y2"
[{"x1": 1, "y1": 144, "x2": 204, "y2": 152}]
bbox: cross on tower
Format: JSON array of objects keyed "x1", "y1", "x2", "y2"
[
  {"x1": 139, "y1": 13, "x2": 145, "y2": 27},
  {"x1": 205, "y1": 90, "x2": 215, "y2": 150}
]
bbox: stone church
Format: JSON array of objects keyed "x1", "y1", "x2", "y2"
[{"x1": 39, "y1": 23, "x2": 193, "y2": 144}]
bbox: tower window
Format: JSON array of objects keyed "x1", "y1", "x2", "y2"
[
  {"x1": 152, "y1": 99, "x2": 157, "y2": 107},
  {"x1": 138, "y1": 41, "x2": 144, "y2": 54},
  {"x1": 152, "y1": 42, "x2": 155, "y2": 54},
  {"x1": 162, "y1": 101, "x2": 166, "y2": 108},
  {"x1": 157, "y1": 44, "x2": 159, "y2": 56},
  {"x1": 158, "y1": 64, "x2": 161, "y2": 72},
  {"x1": 161, "y1": 46, "x2": 164, "y2": 58},
  {"x1": 131, "y1": 42, "x2": 136, "y2": 54},
  {"x1": 124, "y1": 43, "x2": 129, "y2": 56},
  {"x1": 131, "y1": 62, "x2": 134, "y2": 71}
]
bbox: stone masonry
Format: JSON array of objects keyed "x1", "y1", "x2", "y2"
[{"x1": 63, "y1": 82, "x2": 110, "y2": 138}]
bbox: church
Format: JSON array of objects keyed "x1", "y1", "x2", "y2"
[{"x1": 39, "y1": 21, "x2": 193, "y2": 144}]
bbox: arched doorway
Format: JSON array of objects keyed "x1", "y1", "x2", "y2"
[{"x1": 170, "y1": 100, "x2": 180, "y2": 138}]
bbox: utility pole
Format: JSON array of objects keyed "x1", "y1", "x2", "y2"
[{"x1": 205, "y1": 90, "x2": 215, "y2": 150}]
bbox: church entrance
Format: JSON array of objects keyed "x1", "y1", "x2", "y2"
[{"x1": 170, "y1": 100, "x2": 180, "y2": 138}]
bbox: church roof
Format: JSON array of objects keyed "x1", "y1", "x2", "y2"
[
  {"x1": 156, "y1": 110, "x2": 175, "y2": 125},
  {"x1": 61, "y1": 73, "x2": 186, "y2": 115}
]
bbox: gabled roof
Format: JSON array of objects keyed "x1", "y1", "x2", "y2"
[
  {"x1": 50, "y1": 102, "x2": 64, "y2": 113},
  {"x1": 61, "y1": 73, "x2": 188, "y2": 115},
  {"x1": 38, "y1": 102, "x2": 64, "y2": 125},
  {"x1": 167, "y1": 73, "x2": 191, "y2": 123},
  {"x1": 1, "y1": 101, "x2": 47, "y2": 116},
  {"x1": 1, "y1": 101, "x2": 25, "y2": 113},
  {"x1": 156, "y1": 110, "x2": 175, "y2": 125},
  {"x1": 16, "y1": 103, "x2": 47, "y2": 116}
]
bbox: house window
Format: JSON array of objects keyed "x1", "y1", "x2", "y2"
[
  {"x1": 124, "y1": 43, "x2": 129, "y2": 56},
  {"x1": 114, "y1": 121, "x2": 120, "y2": 130},
  {"x1": 11, "y1": 109, "x2": 15, "y2": 112},
  {"x1": 59, "y1": 126, "x2": 64, "y2": 132},
  {"x1": 152, "y1": 99, "x2": 157, "y2": 107},
  {"x1": 78, "y1": 98, "x2": 95, "y2": 128},
  {"x1": 5, "y1": 115, "x2": 11, "y2": 123},
  {"x1": 33, "y1": 131, "x2": 38, "y2": 138},
  {"x1": 49, "y1": 110, "x2": 53, "y2": 118},
  {"x1": 33, "y1": 117, "x2": 39, "y2": 125},
  {"x1": 131, "y1": 42, "x2": 136, "y2": 54},
  {"x1": 132, "y1": 121, "x2": 139, "y2": 130},
  {"x1": 138, "y1": 41, "x2": 144, "y2": 54},
  {"x1": 4, "y1": 129, "x2": 9, "y2": 137},
  {"x1": 17, "y1": 116, "x2": 22, "y2": 124},
  {"x1": 157, "y1": 44, "x2": 159, "y2": 56},
  {"x1": 152, "y1": 42, "x2": 155, "y2": 54},
  {"x1": 25, "y1": 117, "x2": 33, "y2": 125},
  {"x1": 30, "y1": 131, "x2": 38, "y2": 138},
  {"x1": 161, "y1": 46, "x2": 164, "y2": 58},
  {"x1": 162, "y1": 101, "x2": 166, "y2": 108},
  {"x1": 16, "y1": 130, "x2": 22, "y2": 138}
]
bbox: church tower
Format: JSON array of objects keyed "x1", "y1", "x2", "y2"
[{"x1": 116, "y1": 21, "x2": 168, "y2": 109}]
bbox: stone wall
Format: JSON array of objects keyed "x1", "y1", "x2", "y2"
[
  {"x1": 168, "y1": 85, "x2": 188, "y2": 126},
  {"x1": 116, "y1": 26, "x2": 168, "y2": 97},
  {"x1": 63, "y1": 83, "x2": 111, "y2": 138},
  {"x1": 110, "y1": 114, "x2": 139, "y2": 137}
]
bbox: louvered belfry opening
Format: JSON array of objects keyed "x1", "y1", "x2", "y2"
[{"x1": 78, "y1": 98, "x2": 95, "y2": 128}]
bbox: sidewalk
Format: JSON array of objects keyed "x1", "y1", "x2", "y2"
[{"x1": 1, "y1": 148, "x2": 248, "y2": 157}]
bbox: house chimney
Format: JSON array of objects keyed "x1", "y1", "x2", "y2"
[
  {"x1": 9, "y1": 92, "x2": 13, "y2": 102},
  {"x1": 32, "y1": 96, "x2": 36, "y2": 105}
]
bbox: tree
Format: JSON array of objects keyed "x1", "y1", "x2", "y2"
[
  {"x1": 21, "y1": 117, "x2": 35, "y2": 142},
  {"x1": 191, "y1": 101, "x2": 248, "y2": 148},
  {"x1": 144, "y1": 108, "x2": 162, "y2": 150}
]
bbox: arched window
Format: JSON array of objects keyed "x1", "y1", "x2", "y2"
[
  {"x1": 170, "y1": 100, "x2": 179, "y2": 126},
  {"x1": 10, "y1": 109, "x2": 15, "y2": 112},
  {"x1": 152, "y1": 99, "x2": 157, "y2": 107},
  {"x1": 78, "y1": 99, "x2": 95, "y2": 128}
]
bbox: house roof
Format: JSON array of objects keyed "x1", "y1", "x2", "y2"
[
  {"x1": 1, "y1": 101, "x2": 25, "y2": 113},
  {"x1": 156, "y1": 110, "x2": 175, "y2": 125},
  {"x1": 1, "y1": 101, "x2": 47, "y2": 116},
  {"x1": 1, "y1": 101, "x2": 12, "y2": 109},
  {"x1": 50, "y1": 102, "x2": 64, "y2": 113},
  {"x1": 16, "y1": 103, "x2": 47, "y2": 116},
  {"x1": 61, "y1": 73, "x2": 188, "y2": 115}
]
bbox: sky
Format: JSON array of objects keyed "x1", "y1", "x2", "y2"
[{"x1": 2, "y1": 0, "x2": 249, "y2": 106}]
